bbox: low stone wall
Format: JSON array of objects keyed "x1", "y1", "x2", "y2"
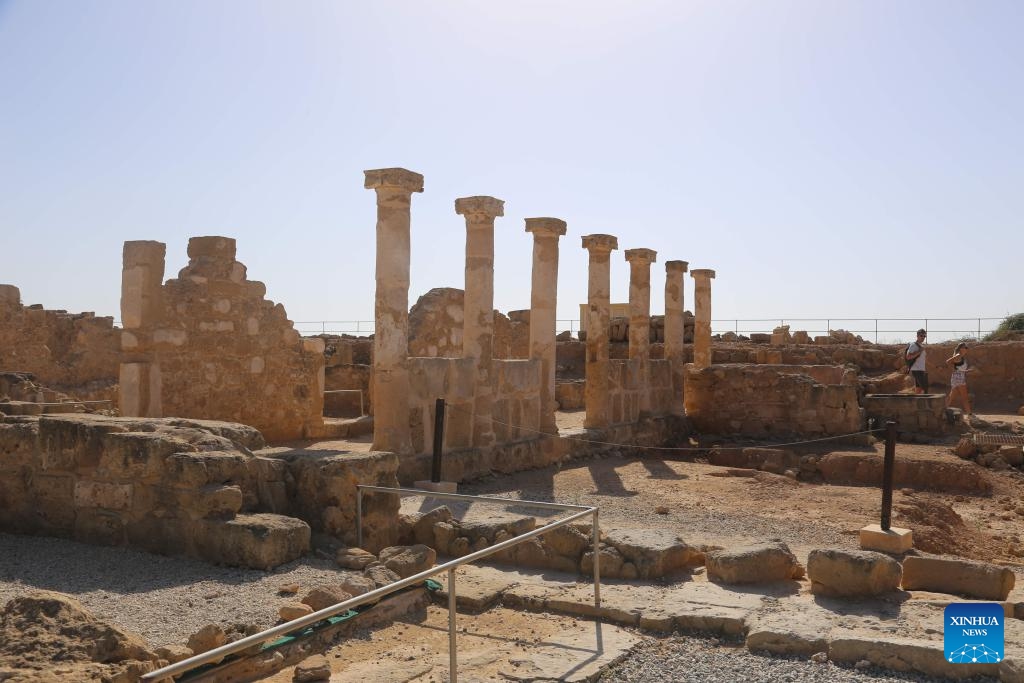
[
  {"x1": 861, "y1": 394, "x2": 954, "y2": 436},
  {"x1": 0, "y1": 414, "x2": 308, "y2": 569},
  {"x1": 397, "y1": 414, "x2": 689, "y2": 484},
  {"x1": 555, "y1": 379, "x2": 585, "y2": 410},
  {"x1": 492, "y1": 359, "x2": 542, "y2": 442},
  {"x1": 0, "y1": 285, "x2": 119, "y2": 399},
  {"x1": 324, "y1": 364, "x2": 370, "y2": 417},
  {"x1": 408, "y1": 357, "x2": 476, "y2": 454},
  {"x1": 684, "y1": 364, "x2": 863, "y2": 437}
]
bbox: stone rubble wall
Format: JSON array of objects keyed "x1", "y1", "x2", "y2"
[
  {"x1": 0, "y1": 285, "x2": 119, "y2": 402},
  {"x1": 0, "y1": 413, "x2": 402, "y2": 564},
  {"x1": 684, "y1": 364, "x2": 863, "y2": 437},
  {"x1": 861, "y1": 394, "x2": 953, "y2": 436},
  {"x1": 0, "y1": 414, "x2": 308, "y2": 569},
  {"x1": 123, "y1": 237, "x2": 325, "y2": 442}
]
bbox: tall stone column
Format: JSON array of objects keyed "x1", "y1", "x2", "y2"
[
  {"x1": 119, "y1": 240, "x2": 166, "y2": 417},
  {"x1": 581, "y1": 234, "x2": 618, "y2": 429},
  {"x1": 456, "y1": 195, "x2": 505, "y2": 448},
  {"x1": 625, "y1": 248, "x2": 657, "y2": 414},
  {"x1": 365, "y1": 168, "x2": 424, "y2": 454},
  {"x1": 525, "y1": 217, "x2": 567, "y2": 434},
  {"x1": 664, "y1": 260, "x2": 689, "y2": 416},
  {"x1": 691, "y1": 268, "x2": 716, "y2": 369},
  {"x1": 664, "y1": 260, "x2": 689, "y2": 360}
]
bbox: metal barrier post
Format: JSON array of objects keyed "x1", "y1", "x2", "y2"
[
  {"x1": 432, "y1": 398, "x2": 446, "y2": 483},
  {"x1": 881, "y1": 420, "x2": 896, "y2": 531},
  {"x1": 356, "y1": 488, "x2": 363, "y2": 549},
  {"x1": 449, "y1": 567, "x2": 458, "y2": 683},
  {"x1": 592, "y1": 509, "x2": 601, "y2": 607}
]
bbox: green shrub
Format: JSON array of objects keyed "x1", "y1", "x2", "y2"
[{"x1": 984, "y1": 313, "x2": 1024, "y2": 341}]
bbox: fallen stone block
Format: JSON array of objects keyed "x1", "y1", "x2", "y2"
[
  {"x1": 379, "y1": 544, "x2": 437, "y2": 578},
  {"x1": 706, "y1": 541, "x2": 804, "y2": 584},
  {"x1": 192, "y1": 513, "x2": 310, "y2": 570},
  {"x1": 807, "y1": 548, "x2": 902, "y2": 597},
  {"x1": 901, "y1": 555, "x2": 1015, "y2": 601},
  {"x1": 602, "y1": 528, "x2": 701, "y2": 579}
]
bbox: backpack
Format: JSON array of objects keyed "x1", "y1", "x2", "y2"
[{"x1": 905, "y1": 342, "x2": 920, "y2": 369}]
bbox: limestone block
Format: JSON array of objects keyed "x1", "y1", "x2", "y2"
[
  {"x1": 379, "y1": 544, "x2": 437, "y2": 578},
  {"x1": 279, "y1": 603, "x2": 314, "y2": 622},
  {"x1": 74, "y1": 480, "x2": 133, "y2": 511},
  {"x1": 302, "y1": 586, "x2": 354, "y2": 612},
  {"x1": 601, "y1": 528, "x2": 701, "y2": 579},
  {"x1": 364, "y1": 563, "x2": 401, "y2": 589},
  {"x1": 807, "y1": 548, "x2": 902, "y2": 597},
  {"x1": 187, "y1": 623, "x2": 228, "y2": 655},
  {"x1": 901, "y1": 555, "x2": 1015, "y2": 600},
  {"x1": 0, "y1": 284, "x2": 21, "y2": 306},
  {"x1": 411, "y1": 506, "x2": 453, "y2": 546},
  {"x1": 336, "y1": 547, "x2": 377, "y2": 570},
  {"x1": 858, "y1": 524, "x2": 913, "y2": 553},
  {"x1": 294, "y1": 654, "x2": 331, "y2": 682},
  {"x1": 153, "y1": 328, "x2": 187, "y2": 346},
  {"x1": 706, "y1": 541, "x2": 804, "y2": 584},
  {"x1": 192, "y1": 513, "x2": 310, "y2": 570}
]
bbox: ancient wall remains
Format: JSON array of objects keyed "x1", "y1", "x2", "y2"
[
  {"x1": 684, "y1": 364, "x2": 863, "y2": 436},
  {"x1": 0, "y1": 285, "x2": 119, "y2": 401},
  {"x1": 119, "y1": 237, "x2": 325, "y2": 442},
  {"x1": 492, "y1": 359, "x2": 543, "y2": 441},
  {"x1": 0, "y1": 413, "x2": 402, "y2": 564}
]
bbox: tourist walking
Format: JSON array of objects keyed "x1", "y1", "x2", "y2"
[
  {"x1": 906, "y1": 329, "x2": 928, "y2": 394},
  {"x1": 946, "y1": 342, "x2": 973, "y2": 416}
]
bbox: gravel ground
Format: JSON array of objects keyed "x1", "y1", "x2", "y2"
[
  {"x1": 0, "y1": 532, "x2": 356, "y2": 647},
  {"x1": 601, "y1": 635, "x2": 999, "y2": 683}
]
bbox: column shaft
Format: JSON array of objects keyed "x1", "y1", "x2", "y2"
[
  {"x1": 526, "y1": 218, "x2": 567, "y2": 434},
  {"x1": 582, "y1": 235, "x2": 618, "y2": 429},
  {"x1": 366, "y1": 168, "x2": 424, "y2": 454},
  {"x1": 625, "y1": 248, "x2": 657, "y2": 414},
  {"x1": 118, "y1": 240, "x2": 166, "y2": 417},
  {"x1": 691, "y1": 269, "x2": 716, "y2": 369},
  {"x1": 664, "y1": 261, "x2": 689, "y2": 416},
  {"x1": 457, "y1": 196, "x2": 504, "y2": 448}
]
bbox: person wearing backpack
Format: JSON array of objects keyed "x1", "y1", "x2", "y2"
[{"x1": 906, "y1": 329, "x2": 928, "y2": 394}]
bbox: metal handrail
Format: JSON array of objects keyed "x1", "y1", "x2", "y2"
[{"x1": 143, "y1": 486, "x2": 600, "y2": 683}]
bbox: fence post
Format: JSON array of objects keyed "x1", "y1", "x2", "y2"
[
  {"x1": 880, "y1": 420, "x2": 896, "y2": 531},
  {"x1": 432, "y1": 398, "x2": 446, "y2": 483},
  {"x1": 978, "y1": 318, "x2": 981, "y2": 340}
]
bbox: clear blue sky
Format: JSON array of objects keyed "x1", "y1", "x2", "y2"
[{"x1": 1, "y1": 1, "x2": 1021, "y2": 340}]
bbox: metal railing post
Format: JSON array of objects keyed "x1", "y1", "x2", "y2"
[
  {"x1": 875, "y1": 319, "x2": 878, "y2": 344},
  {"x1": 449, "y1": 567, "x2": 458, "y2": 683},
  {"x1": 356, "y1": 488, "x2": 363, "y2": 549},
  {"x1": 432, "y1": 398, "x2": 446, "y2": 483},
  {"x1": 592, "y1": 509, "x2": 601, "y2": 607},
  {"x1": 881, "y1": 421, "x2": 896, "y2": 531}
]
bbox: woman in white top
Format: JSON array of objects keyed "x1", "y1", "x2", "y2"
[{"x1": 945, "y1": 342, "x2": 972, "y2": 416}]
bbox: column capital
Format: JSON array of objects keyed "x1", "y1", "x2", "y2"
[
  {"x1": 455, "y1": 196, "x2": 504, "y2": 220},
  {"x1": 624, "y1": 248, "x2": 657, "y2": 265},
  {"x1": 581, "y1": 234, "x2": 618, "y2": 253},
  {"x1": 525, "y1": 217, "x2": 567, "y2": 238},
  {"x1": 665, "y1": 260, "x2": 689, "y2": 274},
  {"x1": 691, "y1": 268, "x2": 716, "y2": 280},
  {"x1": 364, "y1": 168, "x2": 424, "y2": 193}
]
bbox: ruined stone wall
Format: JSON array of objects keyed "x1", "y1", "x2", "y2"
[
  {"x1": 492, "y1": 359, "x2": 543, "y2": 441},
  {"x1": 0, "y1": 285, "x2": 119, "y2": 400},
  {"x1": 407, "y1": 287, "x2": 525, "y2": 359},
  {"x1": 407, "y1": 357, "x2": 476, "y2": 455},
  {"x1": 605, "y1": 358, "x2": 677, "y2": 424},
  {"x1": 0, "y1": 414, "x2": 309, "y2": 569},
  {"x1": 121, "y1": 237, "x2": 324, "y2": 442},
  {"x1": 861, "y1": 394, "x2": 954, "y2": 436},
  {"x1": 684, "y1": 364, "x2": 863, "y2": 437}
]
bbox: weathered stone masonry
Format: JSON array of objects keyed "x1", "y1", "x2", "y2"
[{"x1": 118, "y1": 237, "x2": 325, "y2": 442}]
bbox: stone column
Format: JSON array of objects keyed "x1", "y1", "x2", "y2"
[
  {"x1": 456, "y1": 195, "x2": 505, "y2": 448},
  {"x1": 625, "y1": 248, "x2": 657, "y2": 414},
  {"x1": 365, "y1": 168, "x2": 424, "y2": 454},
  {"x1": 691, "y1": 269, "x2": 716, "y2": 369},
  {"x1": 525, "y1": 217, "x2": 567, "y2": 434},
  {"x1": 664, "y1": 261, "x2": 689, "y2": 359},
  {"x1": 119, "y1": 240, "x2": 166, "y2": 417},
  {"x1": 581, "y1": 234, "x2": 618, "y2": 429},
  {"x1": 664, "y1": 260, "x2": 689, "y2": 416}
]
